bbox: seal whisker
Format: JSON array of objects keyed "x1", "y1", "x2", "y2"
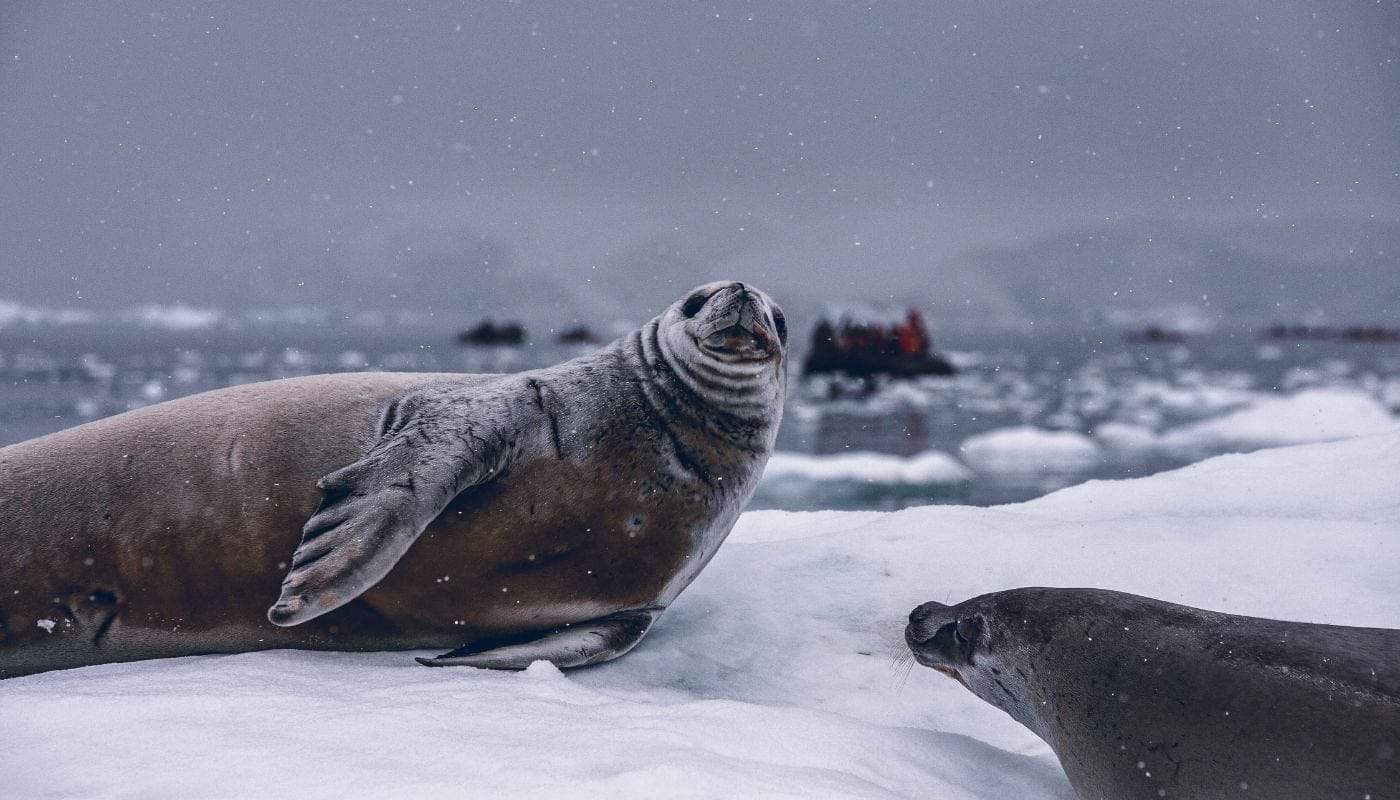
[{"x1": 890, "y1": 652, "x2": 919, "y2": 691}]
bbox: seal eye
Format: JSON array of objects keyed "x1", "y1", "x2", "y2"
[
  {"x1": 681, "y1": 291, "x2": 710, "y2": 318},
  {"x1": 956, "y1": 616, "x2": 983, "y2": 648},
  {"x1": 927, "y1": 617, "x2": 983, "y2": 666},
  {"x1": 771, "y1": 308, "x2": 788, "y2": 345}
]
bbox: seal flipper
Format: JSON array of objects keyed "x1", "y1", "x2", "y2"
[
  {"x1": 268, "y1": 392, "x2": 519, "y2": 627},
  {"x1": 416, "y1": 608, "x2": 659, "y2": 669}
]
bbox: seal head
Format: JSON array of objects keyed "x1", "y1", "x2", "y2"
[
  {"x1": 656, "y1": 280, "x2": 787, "y2": 418},
  {"x1": 906, "y1": 596, "x2": 1041, "y2": 733}
]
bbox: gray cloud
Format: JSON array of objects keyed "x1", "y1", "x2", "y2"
[{"x1": 1, "y1": 2, "x2": 1396, "y2": 325}]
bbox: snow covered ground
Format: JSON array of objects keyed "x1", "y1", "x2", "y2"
[{"x1": 6, "y1": 432, "x2": 1399, "y2": 799}]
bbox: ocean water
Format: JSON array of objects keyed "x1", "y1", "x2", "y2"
[{"x1": 3, "y1": 324, "x2": 1398, "y2": 511}]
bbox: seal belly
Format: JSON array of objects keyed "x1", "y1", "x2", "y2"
[{"x1": 364, "y1": 454, "x2": 712, "y2": 640}]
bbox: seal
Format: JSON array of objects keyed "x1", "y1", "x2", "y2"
[
  {"x1": 0, "y1": 281, "x2": 786, "y2": 678},
  {"x1": 906, "y1": 587, "x2": 1400, "y2": 799}
]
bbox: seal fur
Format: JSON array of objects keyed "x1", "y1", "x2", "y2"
[
  {"x1": 906, "y1": 587, "x2": 1400, "y2": 799},
  {"x1": 0, "y1": 281, "x2": 786, "y2": 678}
]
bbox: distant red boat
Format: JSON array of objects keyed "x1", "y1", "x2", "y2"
[{"x1": 802, "y1": 309, "x2": 955, "y2": 379}]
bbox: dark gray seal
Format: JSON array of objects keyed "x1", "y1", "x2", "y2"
[
  {"x1": 0, "y1": 281, "x2": 786, "y2": 678},
  {"x1": 906, "y1": 587, "x2": 1399, "y2": 800}
]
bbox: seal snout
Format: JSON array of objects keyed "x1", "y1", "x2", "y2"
[
  {"x1": 690, "y1": 282, "x2": 783, "y2": 360},
  {"x1": 905, "y1": 602, "x2": 985, "y2": 681},
  {"x1": 905, "y1": 600, "x2": 951, "y2": 642},
  {"x1": 705, "y1": 322, "x2": 773, "y2": 356},
  {"x1": 908, "y1": 600, "x2": 948, "y2": 624},
  {"x1": 904, "y1": 601, "x2": 952, "y2": 659}
]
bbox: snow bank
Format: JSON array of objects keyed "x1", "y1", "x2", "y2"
[
  {"x1": 959, "y1": 425, "x2": 1102, "y2": 473},
  {"x1": 1095, "y1": 388, "x2": 1400, "y2": 463},
  {"x1": 0, "y1": 300, "x2": 226, "y2": 330},
  {"x1": 0, "y1": 299, "x2": 96, "y2": 327},
  {"x1": 753, "y1": 451, "x2": 973, "y2": 510},
  {"x1": 120, "y1": 304, "x2": 224, "y2": 330},
  {"x1": 1118, "y1": 378, "x2": 1258, "y2": 421},
  {"x1": 762, "y1": 451, "x2": 971, "y2": 485},
  {"x1": 1158, "y1": 387, "x2": 1399, "y2": 458},
  {"x1": 1091, "y1": 421, "x2": 1160, "y2": 462},
  {"x1": 6, "y1": 433, "x2": 1399, "y2": 799}
]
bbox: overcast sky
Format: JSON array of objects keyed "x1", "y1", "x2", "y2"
[{"x1": 2, "y1": 2, "x2": 1397, "y2": 325}]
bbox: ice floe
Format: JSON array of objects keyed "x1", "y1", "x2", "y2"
[{"x1": 9, "y1": 432, "x2": 1394, "y2": 798}]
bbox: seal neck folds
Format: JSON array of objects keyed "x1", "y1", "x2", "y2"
[{"x1": 633, "y1": 281, "x2": 787, "y2": 440}]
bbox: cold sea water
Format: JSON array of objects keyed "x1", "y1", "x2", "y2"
[{"x1": 2, "y1": 323, "x2": 1398, "y2": 511}]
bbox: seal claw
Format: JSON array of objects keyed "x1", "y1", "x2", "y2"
[
  {"x1": 266, "y1": 595, "x2": 306, "y2": 627},
  {"x1": 415, "y1": 609, "x2": 659, "y2": 670}
]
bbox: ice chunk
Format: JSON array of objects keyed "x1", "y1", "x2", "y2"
[
  {"x1": 959, "y1": 426, "x2": 1102, "y2": 473},
  {"x1": 1158, "y1": 388, "x2": 1399, "y2": 459},
  {"x1": 762, "y1": 451, "x2": 972, "y2": 485}
]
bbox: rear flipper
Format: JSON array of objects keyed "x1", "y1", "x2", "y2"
[{"x1": 415, "y1": 608, "x2": 659, "y2": 670}]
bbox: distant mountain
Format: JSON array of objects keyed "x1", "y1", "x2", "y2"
[
  {"x1": 938, "y1": 216, "x2": 1400, "y2": 332},
  {"x1": 5, "y1": 213, "x2": 1395, "y2": 339}
]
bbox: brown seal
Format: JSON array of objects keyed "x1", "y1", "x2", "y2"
[{"x1": 0, "y1": 281, "x2": 786, "y2": 678}]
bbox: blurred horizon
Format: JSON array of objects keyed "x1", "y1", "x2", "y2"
[{"x1": 3, "y1": 2, "x2": 1398, "y2": 333}]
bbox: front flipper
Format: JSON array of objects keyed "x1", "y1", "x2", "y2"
[
  {"x1": 416, "y1": 609, "x2": 659, "y2": 670},
  {"x1": 268, "y1": 390, "x2": 520, "y2": 627}
]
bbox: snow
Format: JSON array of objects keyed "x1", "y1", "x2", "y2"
[
  {"x1": 0, "y1": 300, "x2": 226, "y2": 331},
  {"x1": 0, "y1": 298, "x2": 95, "y2": 327},
  {"x1": 120, "y1": 304, "x2": 223, "y2": 331},
  {"x1": 958, "y1": 425, "x2": 1102, "y2": 473},
  {"x1": 754, "y1": 451, "x2": 972, "y2": 510},
  {"x1": 6, "y1": 432, "x2": 1400, "y2": 798},
  {"x1": 762, "y1": 450, "x2": 972, "y2": 485},
  {"x1": 1119, "y1": 378, "x2": 1256, "y2": 421},
  {"x1": 1092, "y1": 388, "x2": 1400, "y2": 463},
  {"x1": 1091, "y1": 421, "x2": 1160, "y2": 463},
  {"x1": 1157, "y1": 387, "x2": 1400, "y2": 458}
]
